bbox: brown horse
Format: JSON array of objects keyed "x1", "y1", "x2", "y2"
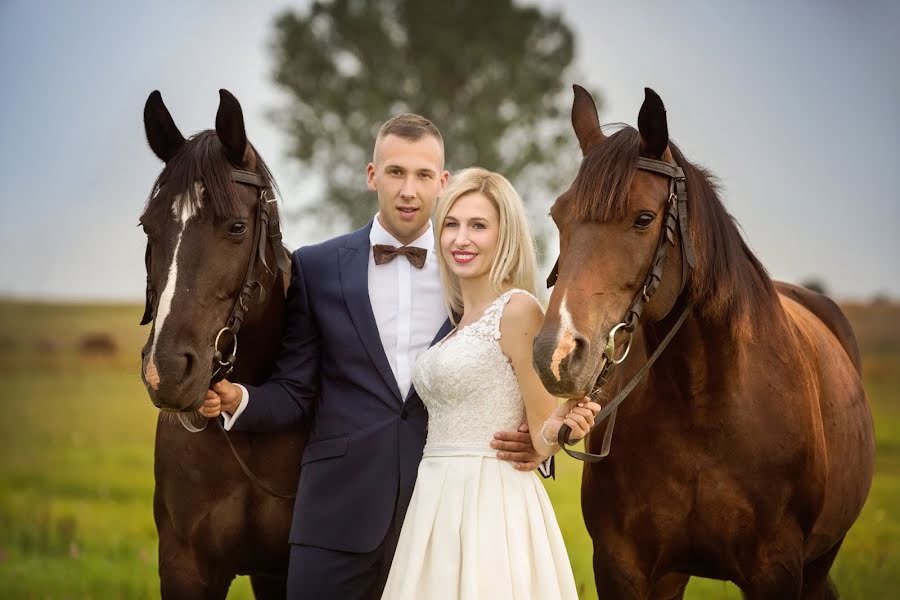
[
  {"x1": 139, "y1": 89, "x2": 307, "y2": 598},
  {"x1": 532, "y1": 85, "x2": 875, "y2": 599}
]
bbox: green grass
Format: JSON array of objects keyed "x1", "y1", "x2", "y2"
[{"x1": 0, "y1": 300, "x2": 897, "y2": 598}]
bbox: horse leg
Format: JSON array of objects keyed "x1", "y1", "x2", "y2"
[
  {"x1": 800, "y1": 537, "x2": 844, "y2": 600},
  {"x1": 158, "y1": 562, "x2": 233, "y2": 600},
  {"x1": 650, "y1": 573, "x2": 690, "y2": 600},
  {"x1": 592, "y1": 544, "x2": 652, "y2": 600},
  {"x1": 158, "y1": 529, "x2": 234, "y2": 599},
  {"x1": 250, "y1": 573, "x2": 288, "y2": 600},
  {"x1": 742, "y1": 572, "x2": 802, "y2": 600},
  {"x1": 740, "y1": 539, "x2": 804, "y2": 600}
]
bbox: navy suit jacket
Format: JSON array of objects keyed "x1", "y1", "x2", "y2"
[{"x1": 235, "y1": 221, "x2": 453, "y2": 553}]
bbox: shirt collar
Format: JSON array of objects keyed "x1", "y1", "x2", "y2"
[{"x1": 370, "y1": 213, "x2": 434, "y2": 252}]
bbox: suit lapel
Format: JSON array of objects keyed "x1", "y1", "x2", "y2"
[
  {"x1": 404, "y1": 318, "x2": 454, "y2": 403},
  {"x1": 429, "y1": 318, "x2": 454, "y2": 348},
  {"x1": 339, "y1": 223, "x2": 403, "y2": 403}
]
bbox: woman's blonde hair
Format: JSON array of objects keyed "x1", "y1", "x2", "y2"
[{"x1": 434, "y1": 167, "x2": 537, "y2": 321}]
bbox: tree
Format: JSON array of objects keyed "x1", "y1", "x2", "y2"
[
  {"x1": 800, "y1": 278, "x2": 829, "y2": 296},
  {"x1": 269, "y1": 0, "x2": 587, "y2": 233}
]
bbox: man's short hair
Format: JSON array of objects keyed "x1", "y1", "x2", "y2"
[{"x1": 374, "y1": 113, "x2": 444, "y2": 161}]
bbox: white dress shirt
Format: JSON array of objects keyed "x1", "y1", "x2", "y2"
[
  {"x1": 222, "y1": 215, "x2": 447, "y2": 429},
  {"x1": 368, "y1": 214, "x2": 448, "y2": 399}
]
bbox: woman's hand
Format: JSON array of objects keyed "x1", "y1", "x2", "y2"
[{"x1": 543, "y1": 398, "x2": 602, "y2": 445}]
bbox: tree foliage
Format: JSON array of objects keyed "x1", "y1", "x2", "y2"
[
  {"x1": 269, "y1": 0, "x2": 587, "y2": 230},
  {"x1": 800, "y1": 278, "x2": 829, "y2": 296}
]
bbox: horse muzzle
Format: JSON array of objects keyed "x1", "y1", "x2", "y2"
[
  {"x1": 142, "y1": 347, "x2": 211, "y2": 412},
  {"x1": 532, "y1": 327, "x2": 598, "y2": 398}
]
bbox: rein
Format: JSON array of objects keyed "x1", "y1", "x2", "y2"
[
  {"x1": 549, "y1": 157, "x2": 697, "y2": 462},
  {"x1": 141, "y1": 168, "x2": 295, "y2": 499},
  {"x1": 209, "y1": 170, "x2": 292, "y2": 384},
  {"x1": 214, "y1": 418, "x2": 296, "y2": 500}
]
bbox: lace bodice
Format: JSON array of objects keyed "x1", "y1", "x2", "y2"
[{"x1": 412, "y1": 289, "x2": 538, "y2": 450}]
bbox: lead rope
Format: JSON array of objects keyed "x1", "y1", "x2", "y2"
[
  {"x1": 211, "y1": 184, "x2": 297, "y2": 499},
  {"x1": 552, "y1": 157, "x2": 696, "y2": 461},
  {"x1": 557, "y1": 300, "x2": 693, "y2": 461},
  {"x1": 215, "y1": 419, "x2": 296, "y2": 500}
]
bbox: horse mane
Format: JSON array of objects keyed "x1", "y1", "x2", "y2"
[
  {"x1": 142, "y1": 130, "x2": 277, "y2": 219},
  {"x1": 569, "y1": 126, "x2": 779, "y2": 339}
]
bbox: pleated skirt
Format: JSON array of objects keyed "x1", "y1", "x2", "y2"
[{"x1": 381, "y1": 446, "x2": 578, "y2": 599}]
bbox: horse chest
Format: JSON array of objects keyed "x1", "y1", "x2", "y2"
[{"x1": 155, "y1": 424, "x2": 296, "y2": 561}]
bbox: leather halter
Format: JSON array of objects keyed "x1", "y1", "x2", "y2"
[
  {"x1": 139, "y1": 169, "x2": 297, "y2": 500},
  {"x1": 140, "y1": 169, "x2": 292, "y2": 387},
  {"x1": 549, "y1": 156, "x2": 697, "y2": 462}
]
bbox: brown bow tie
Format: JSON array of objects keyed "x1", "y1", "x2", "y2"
[{"x1": 373, "y1": 244, "x2": 427, "y2": 269}]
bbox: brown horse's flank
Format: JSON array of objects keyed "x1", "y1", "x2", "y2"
[{"x1": 776, "y1": 281, "x2": 863, "y2": 373}]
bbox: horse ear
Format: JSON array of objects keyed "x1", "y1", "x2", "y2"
[
  {"x1": 638, "y1": 87, "x2": 669, "y2": 159},
  {"x1": 215, "y1": 89, "x2": 252, "y2": 168},
  {"x1": 144, "y1": 90, "x2": 185, "y2": 163},
  {"x1": 571, "y1": 84, "x2": 605, "y2": 156}
]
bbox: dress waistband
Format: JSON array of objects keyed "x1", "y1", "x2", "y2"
[{"x1": 422, "y1": 444, "x2": 498, "y2": 458}]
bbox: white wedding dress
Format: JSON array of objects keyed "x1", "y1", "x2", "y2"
[{"x1": 381, "y1": 289, "x2": 578, "y2": 599}]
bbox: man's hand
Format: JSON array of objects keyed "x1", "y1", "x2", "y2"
[
  {"x1": 491, "y1": 423, "x2": 546, "y2": 472},
  {"x1": 198, "y1": 379, "x2": 242, "y2": 418},
  {"x1": 199, "y1": 389, "x2": 222, "y2": 418}
]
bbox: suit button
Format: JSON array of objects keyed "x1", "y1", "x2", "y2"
[{"x1": 400, "y1": 408, "x2": 408, "y2": 420}]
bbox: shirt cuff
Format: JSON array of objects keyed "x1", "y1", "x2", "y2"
[{"x1": 221, "y1": 384, "x2": 249, "y2": 431}]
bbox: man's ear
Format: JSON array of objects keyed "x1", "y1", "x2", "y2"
[{"x1": 366, "y1": 162, "x2": 377, "y2": 191}]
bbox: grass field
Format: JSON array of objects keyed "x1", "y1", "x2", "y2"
[{"x1": 0, "y1": 299, "x2": 897, "y2": 598}]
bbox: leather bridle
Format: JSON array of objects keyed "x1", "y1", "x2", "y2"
[
  {"x1": 549, "y1": 157, "x2": 697, "y2": 462},
  {"x1": 140, "y1": 169, "x2": 296, "y2": 501},
  {"x1": 140, "y1": 169, "x2": 291, "y2": 388}
]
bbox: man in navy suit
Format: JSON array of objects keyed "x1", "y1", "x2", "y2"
[{"x1": 201, "y1": 114, "x2": 548, "y2": 599}]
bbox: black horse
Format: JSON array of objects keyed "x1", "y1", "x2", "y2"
[{"x1": 139, "y1": 89, "x2": 307, "y2": 598}]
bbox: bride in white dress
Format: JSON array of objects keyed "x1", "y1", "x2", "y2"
[{"x1": 382, "y1": 168, "x2": 601, "y2": 599}]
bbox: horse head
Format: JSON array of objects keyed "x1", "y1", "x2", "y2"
[
  {"x1": 139, "y1": 89, "x2": 289, "y2": 412},
  {"x1": 533, "y1": 85, "x2": 690, "y2": 398}
]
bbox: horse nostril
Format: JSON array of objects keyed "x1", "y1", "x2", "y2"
[
  {"x1": 558, "y1": 332, "x2": 590, "y2": 376},
  {"x1": 533, "y1": 325, "x2": 596, "y2": 398},
  {"x1": 561, "y1": 328, "x2": 589, "y2": 364},
  {"x1": 575, "y1": 333, "x2": 593, "y2": 363},
  {"x1": 182, "y1": 351, "x2": 197, "y2": 381}
]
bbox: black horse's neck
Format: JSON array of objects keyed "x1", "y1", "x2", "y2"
[{"x1": 229, "y1": 271, "x2": 288, "y2": 386}]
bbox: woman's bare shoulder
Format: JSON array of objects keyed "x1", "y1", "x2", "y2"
[{"x1": 499, "y1": 291, "x2": 544, "y2": 356}]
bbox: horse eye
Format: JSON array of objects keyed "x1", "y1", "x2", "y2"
[
  {"x1": 633, "y1": 213, "x2": 655, "y2": 229},
  {"x1": 229, "y1": 222, "x2": 248, "y2": 235}
]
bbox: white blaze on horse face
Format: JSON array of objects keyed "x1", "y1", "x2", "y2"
[
  {"x1": 145, "y1": 183, "x2": 204, "y2": 390},
  {"x1": 172, "y1": 182, "x2": 201, "y2": 222},
  {"x1": 550, "y1": 292, "x2": 580, "y2": 382}
]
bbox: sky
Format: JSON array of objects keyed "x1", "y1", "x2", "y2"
[{"x1": 0, "y1": 0, "x2": 898, "y2": 302}]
